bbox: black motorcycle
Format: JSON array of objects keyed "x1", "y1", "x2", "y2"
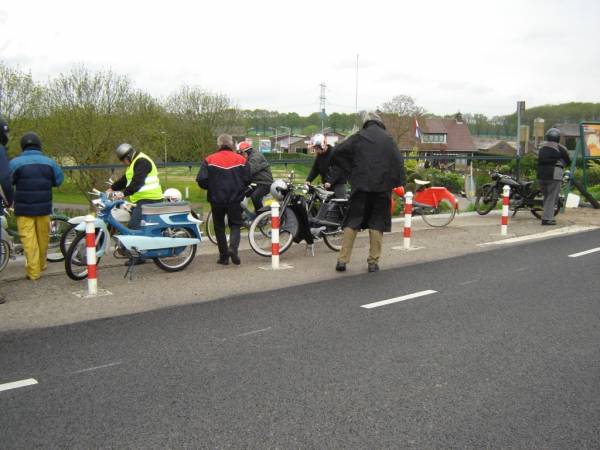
[
  {"x1": 475, "y1": 171, "x2": 563, "y2": 219},
  {"x1": 247, "y1": 180, "x2": 348, "y2": 257}
]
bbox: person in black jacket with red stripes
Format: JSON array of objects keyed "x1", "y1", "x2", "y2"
[{"x1": 197, "y1": 134, "x2": 250, "y2": 265}]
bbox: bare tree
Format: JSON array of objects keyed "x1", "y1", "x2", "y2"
[{"x1": 378, "y1": 95, "x2": 426, "y2": 149}]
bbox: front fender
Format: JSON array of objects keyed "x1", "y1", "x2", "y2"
[
  {"x1": 414, "y1": 187, "x2": 458, "y2": 209},
  {"x1": 74, "y1": 219, "x2": 110, "y2": 257}
]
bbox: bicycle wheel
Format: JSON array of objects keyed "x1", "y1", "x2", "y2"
[
  {"x1": 420, "y1": 199, "x2": 457, "y2": 227},
  {"x1": 64, "y1": 231, "x2": 104, "y2": 281},
  {"x1": 248, "y1": 209, "x2": 297, "y2": 257},
  {"x1": 0, "y1": 239, "x2": 10, "y2": 273},
  {"x1": 205, "y1": 211, "x2": 230, "y2": 245},
  {"x1": 323, "y1": 229, "x2": 343, "y2": 251},
  {"x1": 59, "y1": 222, "x2": 78, "y2": 257},
  {"x1": 474, "y1": 186, "x2": 498, "y2": 215},
  {"x1": 153, "y1": 227, "x2": 197, "y2": 272},
  {"x1": 47, "y1": 217, "x2": 71, "y2": 262}
]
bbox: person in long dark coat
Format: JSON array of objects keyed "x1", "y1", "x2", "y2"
[{"x1": 332, "y1": 111, "x2": 406, "y2": 273}]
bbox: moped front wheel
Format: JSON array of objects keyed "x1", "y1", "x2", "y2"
[
  {"x1": 59, "y1": 223, "x2": 78, "y2": 257},
  {"x1": 153, "y1": 227, "x2": 197, "y2": 272},
  {"x1": 47, "y1": 217, "x2": 71, "y2": 262},
  {"x1": 475, "y1": 186, "x2": 498, "y2": 215},
  {"x1": 248, "y1": 210, "x2": 296, "y2": 257},
  {"x1": 0, "y1": 239, "x2": 10, "y2": 273},
  {"x1": 64, "y1": 231, "x2": 103, "y2": 281}
]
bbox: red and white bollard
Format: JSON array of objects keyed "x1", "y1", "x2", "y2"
[
  {"x1": 85, "y1": 215, "x2": 98, "y2": 295},
  {"x1": 403, "y1": 191, "x2": 413, "y2": 249},
  {"x1": 501, "y1": 185, "x2": 510, "y2": 236},
  {"x1": 271, "y1": 201, "x2": 280, "y2": 269}
]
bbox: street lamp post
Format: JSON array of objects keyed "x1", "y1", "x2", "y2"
[{"x1": 160, "y1": 131, "x2": 168, "y2": 185}]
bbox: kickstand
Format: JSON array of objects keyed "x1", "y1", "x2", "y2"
[{"x1": 124, "y1": 258, "x2": 136, "y2": 280}]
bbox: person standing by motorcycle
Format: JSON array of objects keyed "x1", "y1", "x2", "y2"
[
  {"x1": 331, "y1": 111, "x2": 406, "y2": 273},
  {"x1": 10, "y1": 132, "x2": 64, "y2": 281},
  {"x1": 0, "y1": 117, "x2": 14, "y2": 302},
  {"x1": 306, "y1": 134, "x2": 347, "y2": 199},
  {"x1": 537, "y1": 128, "x2": 570, "y2": 225},
  {"x1": 198, "y1": 134, "x2": 250, "y2": 265},
  {"x1": 238, "y1": 141, "x2": 273, "y2": 212},
  {"x1": 107, "y1": 143, "x2": 164, "y2": 230}
]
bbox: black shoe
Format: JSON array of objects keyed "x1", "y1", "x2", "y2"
[
  {"x1": 541, "y1": 219, "x2": 557, "y2": 225},
  {"x1": 217, "y1": 256, "x2": 229, "y2": 265},
  {"x1": 368, "y1": 263, "x2": 379, "y2": 273},
  {"x1": 229, "y1": 250, "x2": 241, "y2": 265},
  {"x1": 124, "y1": 258, "x2": 146, "y2": 266},
  {"x1": 335, "y1": 261, "x2": 346, "y2": 272}
]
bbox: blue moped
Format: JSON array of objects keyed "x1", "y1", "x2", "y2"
[{"x1": 64, "y1": 192, "x2": 202, "y2": 280}]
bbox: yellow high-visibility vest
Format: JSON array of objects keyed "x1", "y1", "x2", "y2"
[{"x1": 125, "y1": 152, "x2": 162, "y2": 203}]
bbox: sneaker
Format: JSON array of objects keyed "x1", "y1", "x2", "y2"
[
  {"x1": 335, "y1": 261, "x2": 346, "y2": 272},
  {"x1": 229, "y1": 250, "x2": 241, "y2": 265},
  {"x1": 217, "y1": 256, "x2": 229, "y2": 265},
  {"x1": 368, "y1": 263, "x2": 379, "y2": 273}
]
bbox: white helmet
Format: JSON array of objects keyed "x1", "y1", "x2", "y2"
[
  {"x1": 311, "y1": 133, "x2": 325, "y2": 148},
  {"x1": 163, "y1": 188, "x2": 182, "y2": 202},
  {"x1": 270, "y1": 179, "x2": 288, "y2": 201}
]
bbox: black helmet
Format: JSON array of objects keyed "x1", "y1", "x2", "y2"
[
  {"x1": 0, "y1": 116, "x2": 9, "y2": 146},
  {"x1": 545, "y1": 128, "x2": 561, "y2": 143},
  {"x1": 115, "y1": 143, "x2": 136, "y2": 161},
  {"x1": 20, "y1": 132, "x2": 42, "y2": 150}
]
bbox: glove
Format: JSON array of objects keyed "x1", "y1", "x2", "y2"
[{"x1": 324, "y1": 182, "x2": 331, "y2": 189}]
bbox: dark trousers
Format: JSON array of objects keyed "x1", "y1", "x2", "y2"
[
  {"x1": 211, "y1": 203, "x2": 243, "y2": 258},
  {"x1": 249, "y1": 183, "x2": 271, "y2": 212},
  {"x1": 539, "y1": 179, "x2": 561, "y2": 221},
  {"x1": 129, "y1": 199, "x2": 163, "y2": 230}
]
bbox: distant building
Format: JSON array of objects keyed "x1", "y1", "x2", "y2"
[{"x1": 474, "y1": 138, "x2": 536, "y2": 157}]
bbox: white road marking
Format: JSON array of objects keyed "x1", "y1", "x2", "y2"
[
  {"x1": 0, "y1": 378, "x2": 38, "y2": 393},
  {"x1": 72, "y1": 362, "x2": 122, "y2": 374},
  {"x1": 361, "y1": 290, "x2": 438, "y2": 309},
  {"x1": 478, "y1": 225, "x2": 598, "y2": 246},
  {"x1": 458, "y1": 280, "x2": 477, "y2": 286},
  {"x1": 237, "y1": 327, "x2": 272, "y2": 337},
  {"x1": 515, "y1": 267, "x2": 529, "y2": 272},
  {"x1": 568, "y1": 247, "x2": 600, "y2": 258}
]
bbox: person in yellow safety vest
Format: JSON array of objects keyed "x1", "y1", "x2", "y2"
[{"x1": 107, "y1": 143, "x2": 163, "y2": 230}]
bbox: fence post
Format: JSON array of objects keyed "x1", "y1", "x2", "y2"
[
  {"x1": 271, "y1": 201, "x2": 280, "y2": 269},
  {"x1": 85, "y1": 215, "x2": 98, "y2": 296},
  {"x1": 404, "y1": 191, "x2": 413, "y2": 249},
  {"x1": 501, "y1": 185, "x2": 510, "y2": 236}
]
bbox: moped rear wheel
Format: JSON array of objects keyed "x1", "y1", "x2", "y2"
[
  {"x1": 475, "y1": 186, "x2": 498, "y2": 215},
  {"x1": 248, "y1": 210, "x2": 296, "y2": 257},
  {"x1": 153, "y1": 227, "x2": 197, "y2": 272},
  {"x1": 420, "y1": 199, "x2": 457, "y2": 227},
  {"x1": 0, "y1": 239, "x2": 10, "y2": 273},
  {"x1": 64, "y1": 231, "x2": 103, "y2": 281}
]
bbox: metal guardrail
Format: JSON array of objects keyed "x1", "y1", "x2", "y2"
[{"x1": 61, "y1": 155, "x2": 517, "y2": 171}]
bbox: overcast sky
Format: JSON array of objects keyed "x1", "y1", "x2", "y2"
[{"x1": 0, "y1": 0, "x2": 598, "y2": 117}]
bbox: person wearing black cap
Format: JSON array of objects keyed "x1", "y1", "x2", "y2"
[
  {"x1": 0, "y1": 117, "x2": 14, "y2": 303},
  {"x1": 9, "y1": 132, "x2": 64, "y2": 280},
  {"x1": 537, "y1": 127, "x2": 571, "y2": 225}
]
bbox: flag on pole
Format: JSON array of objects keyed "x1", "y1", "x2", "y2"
[{"x1": 414, "y1": 118, "x2": 421, "y2": 142}]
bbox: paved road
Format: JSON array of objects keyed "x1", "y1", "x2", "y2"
[{"x1": 1, "y1": 230, "x2": 599, "y2": 448}]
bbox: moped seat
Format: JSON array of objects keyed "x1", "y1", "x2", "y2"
[{"x1": 141, "y1": 201, "x2": 191, "y2": 215}]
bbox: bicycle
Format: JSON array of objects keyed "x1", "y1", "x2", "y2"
[
  {"x1": 0, "y1": 207, "x2": 71, "y2": 272},
  {"x1": 391, "y1": 180, "x2": 458, "y2": 227},
  {"x1": 204, "y1": 184, "x2": 271, "y2": 245}
]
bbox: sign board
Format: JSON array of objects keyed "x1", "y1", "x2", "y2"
[
  {"x1": 259, "y1": 139, "x2": 272, "y2": 154},
  {"x1": 580, "y1": 122, "x2": 600, "y2": 157}
]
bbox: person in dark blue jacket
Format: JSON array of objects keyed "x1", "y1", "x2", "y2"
[
  {"x1": 9, "y1": 132, "x2": 63, "y2": 280},
  {"x1": 0, "y1": 117, "x2": 14, "y2": 303}
]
